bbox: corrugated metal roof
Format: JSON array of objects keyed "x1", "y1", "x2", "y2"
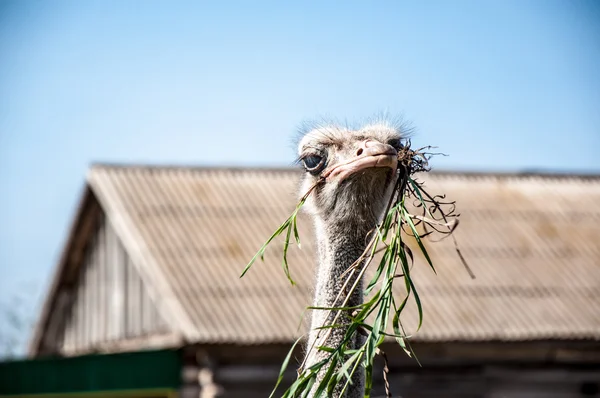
[{"x1": 87, "y1": 165, "x2": 600, "y2": 344}]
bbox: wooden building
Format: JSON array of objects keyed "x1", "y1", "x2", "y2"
[{"x1": 3, "y1": 165, "x2": 599, "y2": 397}]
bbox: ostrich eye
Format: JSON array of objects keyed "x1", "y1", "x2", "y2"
[{"x1": 302, "y1": 154, "x2": 325, "y2": 173}]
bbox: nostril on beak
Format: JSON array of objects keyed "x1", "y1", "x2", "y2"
[{"x1": 356, "y1": 148, "x2": 364, "y2": 156}]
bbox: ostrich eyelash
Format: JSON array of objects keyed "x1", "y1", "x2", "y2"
[{"x1": 296, "y1": 147, "x2": 325, "y2": 164}]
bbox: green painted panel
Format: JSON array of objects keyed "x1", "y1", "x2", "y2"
[{"x1": 0, "y1": 349, "x2": 182, "y2": 396}]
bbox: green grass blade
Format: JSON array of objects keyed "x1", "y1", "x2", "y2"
[
  {"x1": 402, "y1": 206, "x2": 436, "y2": 274},
  {"x1": 269, "y1": 335, "x2": 304, "y2": 398},
  {"x1": 392, "y1": 295, "x2": 412, "y2": 357},
  {"x1": 240, "y1": 218, "x2": 291, "y2": 278},
  {"x1": 408, "y1": 275, "x2": 424, "y2": 330},
  {"x1": 282, "y1": 222, "x2": 296, "y2": 285},
  {"x1": 317, "y1": 345, "x2": 336, "y2": 353},
  {"x1": 408, "y1": 177, "x2": 436, "y2": 220},
  {"x1": 364, "y1": 250, "x2": 389, "y2": 295},
  {"x1": 338, "y1": 349, "x2": 364, "y2": 397},
  {"x1": 308, "y1": 303, "x2": 365, "y2": 311},
  {"x1": 313, "y1": 354, "x2": 339, "y2": 398},
  {"x1": 292, "y1": 214, "x2": 302, "y2": 248}
]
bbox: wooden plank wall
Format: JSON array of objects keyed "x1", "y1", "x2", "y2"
[
  {"x1": 212, "y1": 365, "x2": 600, "y2": 398},
  {"x1": 56, "y1": 212, "x2": 168, "y2": 354}
]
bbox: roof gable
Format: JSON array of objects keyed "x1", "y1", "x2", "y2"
[
  {"x1": 29, "y1": 187, "x2": 180, "y2": 357},
  {"x1": 87, "y1": 166, "x2": 315, "y2": 344}
]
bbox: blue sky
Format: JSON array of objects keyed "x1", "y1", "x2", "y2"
[{"x1": 0, "y1": 1, "x2": 599, "y2": 352}]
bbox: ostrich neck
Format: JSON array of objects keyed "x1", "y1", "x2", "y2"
[
  {"x1": 305, "y1": 217, "x2": 371, "y2": 397},
  {"x1": 310, "y1": 220, "x2": 368, "y2": 330}
]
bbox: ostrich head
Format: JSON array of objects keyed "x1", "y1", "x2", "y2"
[{"x1": 298, "y1": 122, "x2": 402, "y2": 234}]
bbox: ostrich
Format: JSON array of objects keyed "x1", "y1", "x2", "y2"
[{"x1": 297, "y1": 121, "x2": 402, "y2": 398}]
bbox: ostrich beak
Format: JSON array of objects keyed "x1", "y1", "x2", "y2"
[{"x1": 324, "y1": 141, "x2": 398, "y2": 182}]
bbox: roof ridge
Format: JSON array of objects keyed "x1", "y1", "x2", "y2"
[
  {"x1": 90, "y1": 162, "x2": 302, "y2": 174},
  {"x1": 89, "y1": 162, "x2": 600, "y2": 179}
]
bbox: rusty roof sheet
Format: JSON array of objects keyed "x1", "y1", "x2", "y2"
[{"x1": 87, "y1": 165, "x2": 600, "y2": 344}]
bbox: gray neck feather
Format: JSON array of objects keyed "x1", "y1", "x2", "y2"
[{"x1": 305, "y1": 218, "x2": 371, "y2": 398}]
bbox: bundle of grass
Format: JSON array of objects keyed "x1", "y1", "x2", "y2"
[{"x1": 241, "y1": 121, "x2": 469, "y2": 398}]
